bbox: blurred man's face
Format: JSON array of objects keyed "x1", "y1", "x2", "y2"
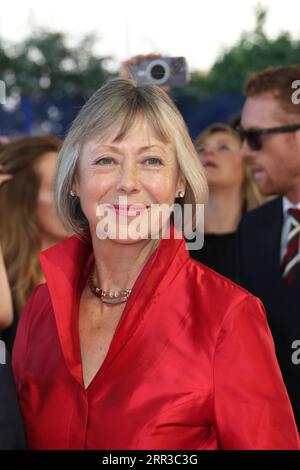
[{"x1": 240, "y1": 92, "x2": 300, "y2": 203}]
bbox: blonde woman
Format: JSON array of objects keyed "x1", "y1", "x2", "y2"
[
  {"x1": 0, "y1": 136, "x2": 69, "y2": 351},
  {"x1": 13, "y1": 79, "x2": 299, "y2": 450},
  {"x1": 191, "y1": 124, "x2": 264, "y2": 281}
]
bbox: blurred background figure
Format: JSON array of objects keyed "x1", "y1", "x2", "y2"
[
  {"x1": 238, "y1": 64, "x2": 300, "y2": 431},
  {"x1": 0, "y1": 136, "x2": 70, "y2": 352},
  {"x1": 0, "y1": 239, "x2": 13, "y2": 332},
  {"x1": 190, "y1": 124, "x2": 263, "y2": 281}
]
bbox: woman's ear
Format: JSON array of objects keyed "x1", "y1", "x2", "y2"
[
  {"x1": 72, "y1": 176, "x2": 80, "y2": 198},
  {"x1": 176, "y1": 173, "x2": 186, "y2": 196}
]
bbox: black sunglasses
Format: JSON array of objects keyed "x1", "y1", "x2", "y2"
[{"x1": 236, "y1": 123, "x2": 300, "y2": 151}]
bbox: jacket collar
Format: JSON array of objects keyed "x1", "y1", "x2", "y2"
[{"x1": 39, "y1": 226, "x2": 189, "y2": 388}]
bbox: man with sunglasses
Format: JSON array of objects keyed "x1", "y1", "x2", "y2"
[{"x1": 238, "y1": 64, "x2": 300, "y2": 432}]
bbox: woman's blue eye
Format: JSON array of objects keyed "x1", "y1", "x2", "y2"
[
  {"x1": 145, "y1": 157, "x2": 162, "y2": 166},
  {"x1": 96, "y1": 157, "x2": 114, "y2": 165}
]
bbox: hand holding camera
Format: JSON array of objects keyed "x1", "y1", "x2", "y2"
[{"x1": 119, "y1": 54, "x2": 189, "y2": 91}]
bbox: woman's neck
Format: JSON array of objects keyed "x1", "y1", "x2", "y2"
[
  {"x1": 91, "y1": 235, "x2": 160, "y2": 292},
  {"x1": 205, "y1": 186, "x2": 244, "y2": 234},
  {"x1": 40, "y1": 234, "x2": 65, "y2": 252}
]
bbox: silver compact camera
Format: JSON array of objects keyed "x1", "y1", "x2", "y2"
[{"x1": 128, "y1": 57, "x2": 189, "y2": 87}]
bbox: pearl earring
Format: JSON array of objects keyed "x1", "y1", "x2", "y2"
[
  {"x1": 70, "y1": 190, "x2": 76, "y2": 197},
  {"x1": 177, "y1": 191, "x2": 185, "y2": 198}
]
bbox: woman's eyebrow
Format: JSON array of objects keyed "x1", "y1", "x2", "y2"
[
  {"x1": 215, "y1": 140, "x2": 234, "y2": 145},
  {"x1": 93, "y1": 144, "x2": 121, "y2": 151},
  {"x1": 94, "y1": 144, "x2": 165, "y2": 152},
  {"x1": 139, "y1": 145, "x2": 164, "y2": 151}
]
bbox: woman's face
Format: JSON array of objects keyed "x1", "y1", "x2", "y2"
[
  {"x1": 75, "y1": 119, "x2": 185, "y2": 243},
  {"x1": 35, "y1": 151, "x2": 69, "y2": 243},
  {"x1": 196, "y1": 132, "x2": 244, "y2": 190}
]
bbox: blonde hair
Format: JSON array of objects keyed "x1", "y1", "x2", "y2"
[
  {"x1": 194, "y1": 123, "x2": 264, "y2": 211},
  {"x1": 55, "y1": 78, "x2": 208, "y2": 234},
  {"x1": 0, "y1": 135, "x2": 62, "y2": 314}
]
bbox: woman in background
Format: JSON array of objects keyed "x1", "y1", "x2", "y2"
[
  {"x1": 0, "y1": 136, "x2": 69, "y2": 351},
  {"x1": 190, "y1": 123, "x2": 264, "y2": 281}
]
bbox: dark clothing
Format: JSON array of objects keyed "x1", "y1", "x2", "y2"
[
  {"x1": 238, "y1": 196, "x2": 300, "y2": 430},
  {"x1": 0, "y1": 346, "x2": 26, "y2": 449},
  {"x1": 1, "y1": 309, "x2": 18, "y2": 354},
  {"x1": 190, "y1": 233, "x2": 238, "y2": 282}
]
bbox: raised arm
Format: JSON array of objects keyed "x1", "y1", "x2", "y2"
[
  {"x1": 0, "y1": 242, "x2": 13, "y2": 331},
  {"x1": 0, "y1": 165, "x2": 14, "y2": 331}
]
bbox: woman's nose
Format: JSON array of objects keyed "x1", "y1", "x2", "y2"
[
  {"x1": 198, "y1": 146, "x2": 215, "y2": 159},
  {"x1": 117, "y1": 163, "x2": 139, "y2": 194},
  {"x1": 204, "y1": 146, "x2": 216, "y2": 156}
]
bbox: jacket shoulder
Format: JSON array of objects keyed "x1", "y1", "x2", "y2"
[
  {"x1": 185, "y1": 256, "x2": 267, "y2": 329},
  {"x1": 187, "y1": 256, "x2": 257, "y2": 302}
]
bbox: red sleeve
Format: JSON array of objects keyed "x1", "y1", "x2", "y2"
[
  {"x1": 213, "y1": 295, "x2": 300, "y2": 450},
  {"x1": 12, "y1": 286, "x2": 41, "y2": 390}
]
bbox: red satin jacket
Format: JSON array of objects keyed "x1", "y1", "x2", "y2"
[{"x1": 13, "y1": 232, "x2": 300, "y2": 450}]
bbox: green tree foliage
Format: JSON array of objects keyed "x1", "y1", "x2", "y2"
[
  {"x1": 0, "y1": 30, "x2": 113, "y2": 99},
  {"x1": 176, "y1": 5, "x2": 300, "y2": 98}
]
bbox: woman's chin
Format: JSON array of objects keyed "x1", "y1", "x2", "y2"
[{"x1": 95, "y1": 221, "x2": 150, "y2": 243}]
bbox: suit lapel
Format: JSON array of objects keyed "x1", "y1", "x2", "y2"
[{"x1": 260, "y1": 197, "x2": 283, "y2": 285}]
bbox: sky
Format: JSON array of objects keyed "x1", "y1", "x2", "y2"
[{"x1": 0, "y1": 0, "x2": 299, "y2": 72}]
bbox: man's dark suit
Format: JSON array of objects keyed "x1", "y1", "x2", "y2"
[
  {"x1": 238, "y1": 196, "x2": 300, "y2": 430},
  {"x1": 0, "y1": 346, "x2": 26, "y2": 449}
]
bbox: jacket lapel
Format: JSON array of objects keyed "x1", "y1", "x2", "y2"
[
  {"x1": 39, "y1": 234, "x2": 93, "y2": 386},
  {"x1": 261, "y1": 197, "x2": 283, "y2": 285}
]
